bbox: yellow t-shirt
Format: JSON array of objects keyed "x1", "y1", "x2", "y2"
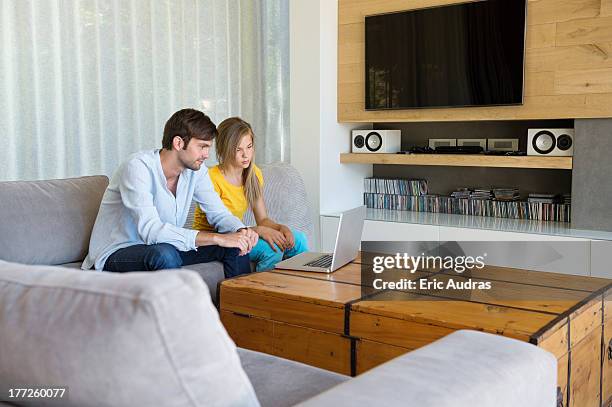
[{"x1": 193, "y1": 165, "x2": 264, "y2": 231}]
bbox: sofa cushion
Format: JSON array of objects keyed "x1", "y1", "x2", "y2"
[
  {"x1": 182, "y1": 261, "x2": 225, "y2": 302},
  {"x1": 0, "y1": 260, "x2": 259, "y2": 407},
  {"x1": 63, "y1": 261, "x2": 226, "y2": 302},
  {"x1": 60, "y1": 261, "x2": 87, "y2": 269},
  {"x1": 0, "y1": 176, "x2": 108, "y2": 265},
  {"x1": 238, "y1": 348, "x2": 348, "y2": 407},
  {"x1": 297, "y1": 330, "x2": 557, "y2": 407},
  {"x1": 243, "y1": 163, "x2": 314, "y2": 247}
]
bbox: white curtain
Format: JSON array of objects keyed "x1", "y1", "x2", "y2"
[{"x1": 0, "y1": 0, "x2": 289, "y2": 181}]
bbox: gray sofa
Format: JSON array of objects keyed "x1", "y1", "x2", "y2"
[
  {"x1": 0, "y1": 165, "x2": 557, "y2": 406},
  {"x1": 0, "y1": 163, "x2": 314, "y2": 301}
]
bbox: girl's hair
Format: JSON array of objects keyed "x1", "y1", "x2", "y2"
[{"x1": 216, "y1": 117, "x2": 262, "y2": 207}]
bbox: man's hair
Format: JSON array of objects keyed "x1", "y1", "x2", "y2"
[{"x1": 162, "y1": 109, "x2": 217, "y2": 150}]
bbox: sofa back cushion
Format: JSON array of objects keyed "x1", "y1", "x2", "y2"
[
  {"x1": 0, "y1": 260, "x2": 259, "y2": 407},
  {"x1": 0, "y1": 176, "x2": 108, "y2": 265},
  {"x1": 244, "y1": 163, "x2": 314, "y2": 245},
  {"x1": 184, "y1": 163, "x2": 314, "y2": 246}
]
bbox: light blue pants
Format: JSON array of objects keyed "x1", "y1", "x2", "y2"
[{"x1": 249, "y1": 228, "x2": 309, "y2": 272}]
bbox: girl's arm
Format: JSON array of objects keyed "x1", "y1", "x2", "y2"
[
  {"x1": 252, "y1": 195, "x2": 280, "y2": 230},
  {"x1": 252, "y1": 195, "x2": 295, "y2": 249}
]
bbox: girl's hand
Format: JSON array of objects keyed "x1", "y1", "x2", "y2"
[
  {"x1": 279, "y1": 225, "x2": 295, "y2": 249},
  {"x1": 256, "y1": 226, "x2": 287, "y2": 252}
]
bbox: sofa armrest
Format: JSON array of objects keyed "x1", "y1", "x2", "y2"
[
  {"x1": 0, "y1": 261, "x2": 259, "y2": 407},
  {"x1": 297, "y1": 330, "x2": 557, "y2": 407}
]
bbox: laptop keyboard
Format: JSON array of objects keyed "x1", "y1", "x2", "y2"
[{"x1": 305, "y1": 254, "x2": 333, "y2": 269}]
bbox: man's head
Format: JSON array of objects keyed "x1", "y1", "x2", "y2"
[{"x1": 162, "y1": 109, "x2": 217, "y2": 171}]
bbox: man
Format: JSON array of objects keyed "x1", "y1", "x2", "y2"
[{"x1": 82, "y1": 108, "x2": 258, "y2": 277}]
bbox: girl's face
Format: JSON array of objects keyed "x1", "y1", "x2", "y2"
[{"x1": 234, "y1": 132, "x2": 254, "y2": 169}]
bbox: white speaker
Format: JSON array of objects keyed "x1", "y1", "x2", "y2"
[
  {"x1": 352, "y1": 130, "x2": 401, "y2": 153},
  {"x1": 527, "y1": 129, "x2": 574, "y2": 156}
]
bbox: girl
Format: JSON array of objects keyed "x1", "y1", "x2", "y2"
[{"x1": 193, "y1": 117, "x2": 308, "y2": 271}]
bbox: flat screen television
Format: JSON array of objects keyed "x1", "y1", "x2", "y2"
[{"x1": 365, "y1": 0, "x2": 527, "y2": 110}]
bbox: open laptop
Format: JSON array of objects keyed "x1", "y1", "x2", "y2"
[{"x1": 275, "y1": 205, "x2": 366, "y2": 273}]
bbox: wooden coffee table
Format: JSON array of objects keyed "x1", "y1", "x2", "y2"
[{"x1": 219, "y1": 256, "x2": 612, "y2": 407}]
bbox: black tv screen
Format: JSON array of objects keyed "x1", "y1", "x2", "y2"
[{"x1": 365, "y1": 0, "x2": 527, "y2": 110}]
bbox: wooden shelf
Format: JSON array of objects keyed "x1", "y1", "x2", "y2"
[{"x1": 339, "y1": 153, "x2": 573, "y2": 170}]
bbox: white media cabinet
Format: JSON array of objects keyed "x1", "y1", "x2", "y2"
[{"x1": 320, "y1": 208, "x2": 612, "y2": 278}]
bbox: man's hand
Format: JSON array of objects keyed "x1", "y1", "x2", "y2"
[
  {"x1": 279, "y1": 225, "x2": 295, "y2": 249},
  {"x1": 256, "y1": 226, "x2": 287, "y2": 252},
  {"x1": 214, "y1": 231, "x2": 253, "y2": 256},
  {"x1": 238, "y1": 227, "x2": 259, "y2": 252}
]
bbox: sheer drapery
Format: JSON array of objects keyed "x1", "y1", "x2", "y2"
[{"x1": 0, "y1": 0, "x2": 289, "y2": 181}]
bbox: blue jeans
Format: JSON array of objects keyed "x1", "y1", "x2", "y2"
[
  {"x1": 104, "y1": 243, "x2": 251, "y2": 278},
  {"x1": 249, "y1": 229, "x2": 309, "y2": 272}
]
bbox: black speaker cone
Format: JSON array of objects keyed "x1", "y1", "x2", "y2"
[
  {"x1": 557, "y1": 134, "x2": 573, "y2": 151},
  {"x1": 354, "y1": 135, "x2": 365, "y2": 148}
]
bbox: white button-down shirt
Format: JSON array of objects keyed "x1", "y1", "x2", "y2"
[{"x1": 82, "y1": 149, "x2": 244, "y2": 270}]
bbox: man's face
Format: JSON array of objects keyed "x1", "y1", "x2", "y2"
[{"x1": 178, "y1": 138, "x2": 212, "y2": 171}]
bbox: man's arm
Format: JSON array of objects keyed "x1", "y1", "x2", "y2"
[
  {"x1": 195, "y1": 228, "x2": 256, "y2": 255},
  {"x1": 119, "y1": 159, "x2": 198, "y2": 251}
]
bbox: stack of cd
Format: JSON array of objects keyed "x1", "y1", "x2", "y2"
[
  {"x1": 493, "y1": 188, "x2": 520, "y2": 201},
  {"x1": 562, "y1": 193, "x2": 571, "y2": 205},
  {"x1": 470, "y1": 188, "x2": 493, "y2": 200},
  {"x1": 450, "y1": 188, "x2": 471, "y2": 199},
  {"x1": 364, "y1": 177, "x2": 428, "y2": 196},
  {"x1": 450, "y1": 187, "x2": 493, "y2": 200},
  {"x1": 528, "y1": 193, "x2": 558, "y2": 204}
]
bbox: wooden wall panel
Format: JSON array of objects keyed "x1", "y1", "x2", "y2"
[
  {"x1": 338, "y1": 0, "x2": 612, "y2": 122},
  {"x1": 555, "y1": 68, "x2": 612, "y2": 95},
  {"x1": 527, "y1": 0, "x2": 600, "y2": 25},
  {"x1": 524, "y1": 71, "x2": 555, "y2": 96},
  {"x1": 585, "y1": 94, "x2": 612, "y2": 116},
  {"x1": 526, "y1": 23, "x2": 557, "y2": 49},
  {"x1": 556, "y1": 16, "x2": 612, "y2": 46},
  {"x1": 526, "y1": 43, "x2": 612, "y2": 72},
  {"x1": 603, "y1": 0, "x2": 612, "y2": 16}
]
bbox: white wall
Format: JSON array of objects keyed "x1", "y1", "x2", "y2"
[
  {"x1": 291, "y1": 0, "x2": 372, "y2": 249},
  {"x1": 319, "y1": 0, "x2": 372, "y2": 216},
  {"x1": 290, "y1": 0, "x2": 322, "y2": 249}
]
